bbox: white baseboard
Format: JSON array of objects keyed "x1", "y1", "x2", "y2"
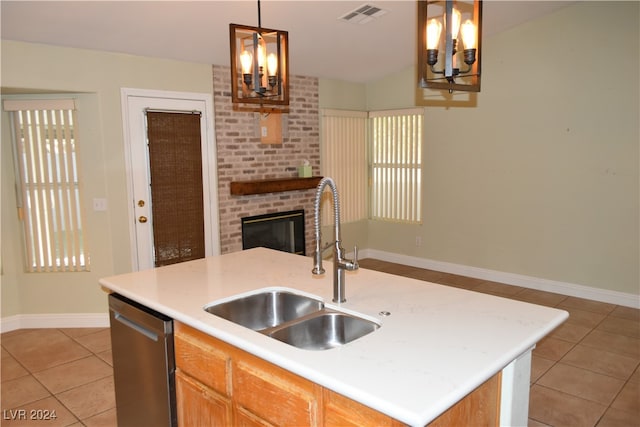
[
  {"x1": 0, "y1": 313, "x2": 110, "y2": 334},
  {"x1": 361, "y1": 249, "x2": 640, "y2": 309}
]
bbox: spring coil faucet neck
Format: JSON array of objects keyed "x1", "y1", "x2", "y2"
[{"x1": 312, "y1": 177, "x2": 358, "y2": 303}]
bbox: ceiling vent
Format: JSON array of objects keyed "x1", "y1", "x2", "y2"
[{"x1": 339, "y1": 4, "x2": 388, "y2": 24}]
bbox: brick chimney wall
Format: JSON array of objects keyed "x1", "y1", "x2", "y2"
[{"x1": 212, "y1": 65, "x2": 320, "y2": 254}]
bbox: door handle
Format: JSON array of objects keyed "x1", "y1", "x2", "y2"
[{"x1": 138, "y1": 216, "x2": 148, "y2": 223}]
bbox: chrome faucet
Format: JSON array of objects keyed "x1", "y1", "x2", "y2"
[{"x1": 312, "y1": 177, "x2": 358, "y2": 303}]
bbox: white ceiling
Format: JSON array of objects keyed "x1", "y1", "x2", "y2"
[{"x1": 1, "y1": 1, "x2": 573, "y2": 84}]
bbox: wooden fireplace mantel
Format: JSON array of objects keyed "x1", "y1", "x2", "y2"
[{"x1": 229, "y1": 176, "x2": 323, "y2": 196}]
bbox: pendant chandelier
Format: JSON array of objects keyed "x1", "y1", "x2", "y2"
[
  {"x1": 417, "y1": 0, "x2": 482, "y2": 93},
  {"x1": 229, "y1": 0, "x2": 289, "y2": 111}
]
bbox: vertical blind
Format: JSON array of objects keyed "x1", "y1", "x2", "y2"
[
  {"x1": 4, "y1": 99, "x2": 89, "y2": 272},
  {"x1": 320, "y1": 109, "x2": 368, "y2": 226},
  {"x1": 370, "y1": 109, "x2": 423, "y2": 224}
]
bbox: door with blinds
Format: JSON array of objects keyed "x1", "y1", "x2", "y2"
[
  {"x1": 122, "y1": 90, "x2": 220, "y2": 271},
  {"x1": 146, "y1": 111, "x2": 205, "y2": 267}
]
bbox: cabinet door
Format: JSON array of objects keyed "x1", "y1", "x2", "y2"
[
  {"x1": 233, "y1": 355, "x2": 320, "y2": 426},
  {"x1": 175, "y1": 370, "x2": 232, "y2": 426},
  {"x1": 174, "y1": 321, "x2": 230, "y2": 396}
]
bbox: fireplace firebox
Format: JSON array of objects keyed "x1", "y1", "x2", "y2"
[{"x1": 241, "y1": 210, "x2": 305, "y2": 255}]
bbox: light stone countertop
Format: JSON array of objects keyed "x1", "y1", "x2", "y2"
[{"x1": 99, "y1": 247, "x2": 568, "y2": 426}]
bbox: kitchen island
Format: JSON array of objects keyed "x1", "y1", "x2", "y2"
[{"x1": 99, "y1": 247, "x2": 568, "y2": 426}]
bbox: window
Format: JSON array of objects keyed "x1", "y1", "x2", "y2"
[
  {"x1": 320, "y1": 109, "x2": 368, "y2": 225},
  {"x1": 370, "y1": 109, "x2": 423, "y2": 224},
  {"x1": 4, "y1": 99, "x2": 89, "y2": 272}
]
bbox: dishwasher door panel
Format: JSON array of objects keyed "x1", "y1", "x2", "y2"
[{"x1": 109, "y1": 293, "x2": 176, "y2": 427}]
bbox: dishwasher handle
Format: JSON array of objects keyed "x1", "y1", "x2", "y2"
[{"x1": 114, "y1": 311, "x2": 159, "y2": 342}]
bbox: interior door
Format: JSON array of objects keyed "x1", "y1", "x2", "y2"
[{"x1": 122, "y1": 89, "x2": 220, "y2": 271}]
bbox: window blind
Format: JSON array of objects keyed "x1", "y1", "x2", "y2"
[
  {"x1": 4, "y1": 98, "x2": 89, "y2": 272},
  {"x1": 320, "y1": 109, "x2": 368, "y2": 226},
  {"x1": 370, "y1": 108, "x2": 423, "y2": 224}
]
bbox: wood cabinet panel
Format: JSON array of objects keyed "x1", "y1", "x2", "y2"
[
  {"x1": 174, "y1": 321, "x2": 231, "y2": 396},
  {"x1": 323, "y1": 388, "x2": 405, "y2": 427},
  {"x1": 175, "y1": 370, "x2": 232, "y2": 426},
  {"x1": 233, "y1": 354, "x2": 320, "y2": 426},
  {"x1": 427, "y1": 372, "x2": 501, "y2": 427}
]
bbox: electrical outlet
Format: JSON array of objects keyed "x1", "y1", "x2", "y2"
[{"x1": 415, "y1": 236, "x2": 422, "y2": 247}]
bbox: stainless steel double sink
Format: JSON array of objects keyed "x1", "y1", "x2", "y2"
[{"x1": 204, "y1": 290, "x2": 380, "y2": 350}]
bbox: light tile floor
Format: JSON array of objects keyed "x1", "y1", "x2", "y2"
[
  {"x1": 1, "y1": 259, "x2": 638, "y2": 427},
  {"x1": 1, "y1": 328, "x2": 115, "y2": 426}
]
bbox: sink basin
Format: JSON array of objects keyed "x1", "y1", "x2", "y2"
[
  {"x1": 268, "y1": 311, "x2": 379, "y2": 351},
  {"x1": 204, "y1": 290, "x2": 324, "y2": 331},
  {"x1": 204, "y1": 289, "x2": 380, "y2": 350}
]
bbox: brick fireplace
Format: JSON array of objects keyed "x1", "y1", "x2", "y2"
[{"x1": 213, "y1": 65, "x2": 320, "y2": 255}]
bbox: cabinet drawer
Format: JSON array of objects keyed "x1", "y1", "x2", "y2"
[
  {"x1": 174, "y1": 322, "x2": 230, "y2": 396},
  {"x1": 233, "y1": 354, "x2": 320, "y2": 426}
]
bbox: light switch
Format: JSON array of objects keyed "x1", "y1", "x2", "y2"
[{"x1": 93, "y1": 198, "x2": 108, "y2": 211}]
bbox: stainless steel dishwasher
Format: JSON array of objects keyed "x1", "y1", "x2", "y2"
[{"x1": 108, "y1": 293, "x2": 176, "y2": 427}]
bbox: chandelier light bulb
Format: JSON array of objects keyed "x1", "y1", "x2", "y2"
[
  {"x1": 267, "y1": 53, "x2": 278, "y2": 76},
  {"x1": 257, "y1": 45, "x2": 265, "y2": 68},
  {"x1": 460, "y1": 19, "x2": 477, "y2": 49},
  {"x1": 426, "y1": 19, "x2": 442, "y2": 50},
  {"x1": 450, "y1": 8, "x2": 462, "y2": 40},
  {"x1": 240, "y1": 50, "x2": 253, "y2": 74}
]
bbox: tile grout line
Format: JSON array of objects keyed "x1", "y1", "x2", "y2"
[
  {"x1": 1, "y1": 328, "x2": 115, "y2": 425},
  {"x1": 59, "y1": 327, "x2": 116, "y2": 424},
  {"x1": 1, "y1": 356, "x2": 80, "y2": 424}
]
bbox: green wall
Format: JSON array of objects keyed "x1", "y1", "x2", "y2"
[
  {"x1": 1, "y1": 41, "x2": 214, "y2": 317},
  {"x1": 323, "y1": 2, "x2": 639, "y2": 296}
]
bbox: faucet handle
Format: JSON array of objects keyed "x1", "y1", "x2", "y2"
[
  {"x1": 352, "y1": 245, "x2": 359, "y2": 269},
  {"x1": 342, "y1": 245, "x2": 359, "y2": 271}
]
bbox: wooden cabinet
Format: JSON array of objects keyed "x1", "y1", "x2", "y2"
[
  {"x1": 175, "y1": 321, "x2": 322, "y2": 426},
  {"x1": 174, "y1": 321, "x2": 501, "y2": 426}
]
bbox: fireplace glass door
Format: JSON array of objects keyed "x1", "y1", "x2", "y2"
[{"x1": 241, "y1": 210, "x2": 305, "y2": 255}]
